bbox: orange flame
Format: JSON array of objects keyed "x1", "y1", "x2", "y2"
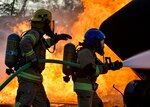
[
  {"x1": 70, "y1": 0, "x2": 139, "y2": 105},
  {"x1": 0, "y1": 0, "x2": 140, "y2": 106}
]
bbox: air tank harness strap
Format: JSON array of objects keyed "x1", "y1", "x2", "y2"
[{"x1": 18, "y1": 71, "x2": 43, "y2": 82}]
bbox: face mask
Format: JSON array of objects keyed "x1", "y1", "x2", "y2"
[
  {"x1": 44, "y1": 22, "x2": 54, "y2": 38},
  {"x1": 95, "y1": 40, "x2": 105, "y2": 56},
  {"x1": 96, "y1": 48, "x2": 104, "y2": 55}
]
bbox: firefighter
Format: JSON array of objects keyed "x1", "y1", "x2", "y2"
[
  {"x1": 14, "y1": 9, "x2": 72, "y2": 107},
  {"x1": 74, "y1": 28, "x2": 122, "y2": 107}
]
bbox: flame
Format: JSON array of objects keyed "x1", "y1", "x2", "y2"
[
  {"x1": 13, "y1": 20, "x2": 30, "y2": 35},
  {"x1": 70, "y1": 0, "x2": 139, "y2": 105},
  {"x1": 0, "y1": 0, "x2": 140, "y2": 106}
]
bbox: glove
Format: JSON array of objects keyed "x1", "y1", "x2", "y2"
[
  {"x1": 54, "y1": 33, "x2": 72, "y2": 42},
  {"x1": 6, "y1": 68, "x2": 14, "y2": 75},
  {"x1": 63, "y1": 75, "x2": 70, "y2": 82},
  {"x1": 108, "y1": 60, "x2": 123, "y2": 70}
]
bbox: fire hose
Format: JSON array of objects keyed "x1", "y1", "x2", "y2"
[
  {"x1": 0, "y1": 59, "x2": 80, "y2": 91},
  {"x1": 2, "y1": 49, "x2": 149, "y2": 91}
]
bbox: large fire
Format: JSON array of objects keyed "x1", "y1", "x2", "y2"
[{"x1": 0, "y1": 0, "x2": 140, "y2": 106}]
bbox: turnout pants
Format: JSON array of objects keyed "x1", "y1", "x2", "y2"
[
  {"x1": 75, "y1": 90, "x2": 103, "y2": 107},
  {"x1": 15, "y1": 79, "x2": 50, "y2": 107}
]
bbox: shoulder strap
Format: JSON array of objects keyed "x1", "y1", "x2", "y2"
[
  {"x1": 20, "y1": 29, "x2": 56, "y2": 53},
  {"x1": 20, "y1": 30, "x2": 30, "y2": 38},
  {"x1": 20, "y1": 29, "x2": 41, "y2": 49}
]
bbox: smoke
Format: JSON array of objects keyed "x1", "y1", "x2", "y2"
[
  {"x1": 0, "y1": 16, "x2": 30, "y2": 81},
  {"x1": 0, "y1": 16, "x2": 14, "y2": 73},
  {"x1": 45, "y1": 0, "x2": 84, "y2": 34},
  {"x1": 0, "y1": 0, "x2": 84, "y2": 81},
  {"x1": 0, "y1": 1, "x2": 84, "y2": 104},
  {"x1": 0, "y1": 0, "x2": 84, "y2": 33}
]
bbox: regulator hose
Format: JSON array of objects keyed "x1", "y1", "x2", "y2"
[{"x1": 0, "y1": 59, "x2": 80, "y2": 91}]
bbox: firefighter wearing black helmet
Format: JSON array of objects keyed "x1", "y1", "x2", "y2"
[
  {"x1": 74, "y1": 28, "x2": 122, "y2": 107},
  {"x1": 15, "y1": 9, "x2": 72, "y2": 107}
]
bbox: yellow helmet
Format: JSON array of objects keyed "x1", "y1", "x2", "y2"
[{"x1": 31, "y1": 9, "x2": 52, "y2": 23}]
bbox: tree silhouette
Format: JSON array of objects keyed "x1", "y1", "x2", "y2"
[
  {"x1": 17, "y1": 0, "x2": 28, "y2": 16},
  {"x1": 0, "y1": 0, "x2": 19, "y2": 16},
  {"x1": 0, "y1": 0, "x2": 29, "y2": 16}
]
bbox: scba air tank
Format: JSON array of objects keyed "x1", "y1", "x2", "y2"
[
  {"x1": 63, "y1": 43, "x2": 76, "y2": 76},
  {"x1": 5, "y1": 33, "x2": 20, "y2": 69}
]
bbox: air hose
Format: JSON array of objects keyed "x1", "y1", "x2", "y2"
[{"x1": 0, "y1": 59, "x2": 80, "y2": 91}]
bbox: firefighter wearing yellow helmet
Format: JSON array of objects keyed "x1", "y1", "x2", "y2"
[
  {"x1": 31, "y1": 9, "x2": 52, "y2": 22},
  {"x1": 14, "y1": 9, "x2": 72, "y2": 107},
  {"x1": 30, "y1": 9, "x2": 54, "y2": 37}
]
